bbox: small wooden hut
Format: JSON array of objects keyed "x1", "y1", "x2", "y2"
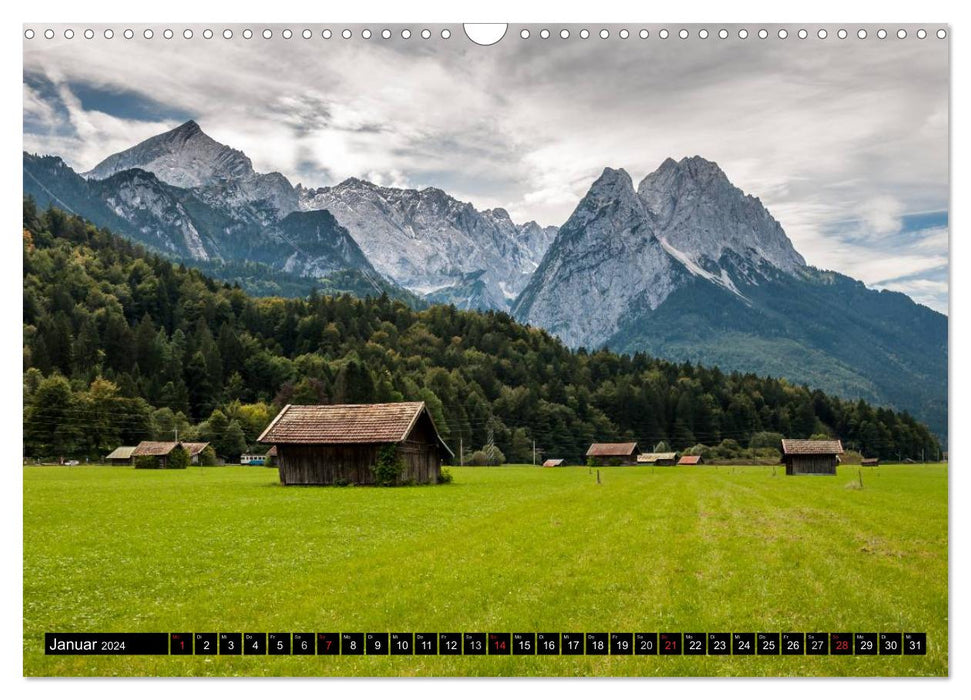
[
  {"x1": 257, "y1": 402, "x2": 452, "y2": 485},
  {"x1": 131, "y1": 441, "x2": 210, "y2": 468},
  {"x1": 678, "y1": 455, "x2": 703, "y2": 466},
  {"x1": 861, "y1": 458, "x2": 880, "y2": 467},
  {"x1": 104, "y1": 446, "x2": 136, "y2": 465},
  {"x1": 181, "y1": 443, "x2": 210, "y2": 463},
  {"x1": 586, "y1": 442, "x2": 639, "y2": 466},
  {"x1": 781, "y1": 439, "x2": 843, "y2": 476},
  {"x1": 542, "y1": 459, "x2": 565, "y2": 467},
  {"x1": 637, "y1": 452, "x2": 679, "y2": 466}
]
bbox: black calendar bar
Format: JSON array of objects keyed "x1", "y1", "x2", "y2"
[
  {"x1": 43, "y1": 632, "x2": 927, "y2": 655},
  {"x1": 45, "y1": 633, "x2": 169, "y2": 655}
]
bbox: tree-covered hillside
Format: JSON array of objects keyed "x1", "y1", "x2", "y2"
[{"x1": 22, "y1": 199, "x2": 941, "y2": 463}]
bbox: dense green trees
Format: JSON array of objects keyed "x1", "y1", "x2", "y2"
[{"x1": 22, "y1": 200, "x2": 942, "y2": 463}]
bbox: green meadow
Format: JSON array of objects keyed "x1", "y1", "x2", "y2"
[{"x1": 23, "y1": 464, "x2": 947, "y2": 677}]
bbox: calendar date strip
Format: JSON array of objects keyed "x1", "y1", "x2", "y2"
[{"x1": 45, "y1": 632, "x2": 927, "y2": 656}]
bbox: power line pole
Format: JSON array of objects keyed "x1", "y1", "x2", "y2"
[
  {"x1": 460, "y1": 437, "x2": 464, "y2": 467},
  {"x1": 532, "y1": 440, "x2": 536, "y2": 466}
]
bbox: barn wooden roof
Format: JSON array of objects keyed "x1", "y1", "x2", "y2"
[
  {"x1": 637, "y1": 452, "x2": 678, "y2": 463},
  {"x1": 542, "y1": 459, "x2": 564, "y2": 467},
  {"x1": 132, "y1": 441, "x2": 178, "y2": 457},
  {"x1": 678, "y1": 455, "x2": 701, "y2": 465},
  {"x1": 258, "y1": 402, "x2": 452, "y2": 455},
  {"x1": 105, "y1": 446, "x2": 136, "y2": 460},
  {"x1": 181, "y1": 442, "x2": 210, "y2": 457},
  {"x1": 782, "y1": 439, "x2": 844, "y2": 455},
  {"x1": 586, "y1": 442, "x2": 639, "y2": 457},
  {"x1": 131, "y1": 441, "x2": 209, "y2": 457}
]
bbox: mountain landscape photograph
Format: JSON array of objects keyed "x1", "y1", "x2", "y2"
[{"x1": 22, "y1": 22, "x2": 949, "y2": 679}]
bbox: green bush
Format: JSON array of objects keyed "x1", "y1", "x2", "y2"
[
  {"x1": 467, "y1": 446, "x2": 505, "y2": 466},
  {"x1": 749, "y1": 431, "x2": 784, "y2": 452},
  {"x1": 467, "y1": 450, "x2": 490, "y2": 466},
  {"x1": 373, "y1": 445, "x2": 404, "y2": 486},
  {"x1": 197, "y1": 445, "x2": 217, "y2": 466},
  {"x1": 167, "y1": 446, "x2": 189, "y2": 470},
  {"x1": 437, "y1": 467, "x2": 453, "y2": 484},
  {"x1": 134, "y1": 455, "x2": 159, "y2": 469},
  {"x1": 334, "y1": 477, "x2": 351, "y2": 487}
]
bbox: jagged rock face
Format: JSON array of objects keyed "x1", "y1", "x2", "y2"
[
  {"x1": 637, "y1": 156, "x2": 806, "y2": 274},
  {"x1": 299, "y1": 179, "x2": 555, "y2": 308},
  {"x1": 97, "y1": 169, "x2": 212, "y2": 260},
  {"x1": 513, "y1": 158, "x2": 811, "y2": 348},
  {"x1": 85, "y1": 120, "x2": 299, "y2": 216},
  {"x1": 515, "y1": 220, "x2": 560, "y2": 264},
  {"x1": 513, "y1": 168, "x2": 688, "y2": 347},
  {"x1": 261, "y1": 210, "x2": 378, "y2": 279}
]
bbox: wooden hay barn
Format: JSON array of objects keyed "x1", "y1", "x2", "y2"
[
  {"x1": 861, "y1": 458, "x2": 880, "y2": 467},
  {"x1": 586, "y1": 442, "x2": 639, "y2": 466},
  {"x1": 542, "y1": 459, "x2": 565, "y2": 467},
  {"x1": 781, "y1": 439, "x2": 844, "y2": 476},
  {"x1": 637, "y1": 452, "x2": 679, "y2": 466},
  {"x1": 678, "y1": 455, "x2": 703, "y2": 466},
  {"x1": 257, "y1": 402, "x2": 452, "y2": 486},
  {"x1": 131, "y1": 441, "x2": 210, "y2": 468},
  {"x1": 104, "y1": 446, "x2": 136, "y2": 465}
]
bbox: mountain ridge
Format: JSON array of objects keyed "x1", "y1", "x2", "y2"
[{"x1": 23, "y1": 123, "x2": 947, "y2": 438}]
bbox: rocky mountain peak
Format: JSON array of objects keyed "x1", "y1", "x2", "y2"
[
  {"x1": 84, "y1": 121, "x2": 299, "y2": 217},
  {"x1": 637, "y1": 156, "x2": 805, "y2": 273},
  {"x1": 84, "y1": 120, "x2": 259, "y2": 189}
]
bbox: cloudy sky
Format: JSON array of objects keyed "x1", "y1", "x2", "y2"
[{"x1": 23, "y1": 24, "x2": 949, "y2": 312}]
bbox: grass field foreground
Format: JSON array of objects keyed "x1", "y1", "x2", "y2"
[{"x1": 23, "y1": 464, "x2": 947, "y2": 676}]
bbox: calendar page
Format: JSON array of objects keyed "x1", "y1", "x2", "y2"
[{"x1": 21, "y1": 21, "x2": 948, "y2": 679}]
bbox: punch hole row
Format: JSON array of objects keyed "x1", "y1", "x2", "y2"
[
  {"x1": 23, "y1": 26, "x2": 948, "y2": 41},
  {"x1": 23, "y1": 27, "x2": 454, "y2": 41}
]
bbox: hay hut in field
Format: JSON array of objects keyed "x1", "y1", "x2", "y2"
[
  {"x1": 586, "y1": 442, "x2": 639, "y2": 466},
  {"x1": 131, "y1": 441, "x2": 210, "y2": 468},
  {"x1": 861, "y1": 457, "x2": 880, "y2": 467},
  {"x1": 678, "y1": 455, "x2": 703, "y2": 466},
  {"x1": 257, "y1": 402, "x2": 452, "y2": 485},
  {"x1": 637, "y1": 452, "x2": 679, "y2": 466},
  {"x1": 781, "y1": 439, "x2": 843, "y2": 476},
  {"x1": 104, "y1": 446, "x2": 136, "y2": 465},
  {"x1": 542, "y1": 459, "x2": 565, "y2": 467}
]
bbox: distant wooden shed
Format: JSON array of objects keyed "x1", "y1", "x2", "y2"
[
  {"x1": 257, "y1": 402, "x2": 452, "y2": 485},
  {"x1": 781, "y1": 439, "x2": 844, "y2": 476},
  {"x1": 861, "y1": 458, "x2": 880, "y2": 467},
  {"x1": 105, "y1": 446, "x2": 136, "y2": 465},
  {"x1": 586, "y1": 442, "x2": 639, "y2": 466},
  {"x1": 637, "y1": 452, "x2": 679, "y2": 466},
  {"x1": 131, "y1": 441, "x2": 210, "y2": 468},
  {"x1": 678, "y1": 455, "x2": 703, "y2": 466},
  {"x1": 542, "y1": 459, "x2": 565, "y2": 467}
]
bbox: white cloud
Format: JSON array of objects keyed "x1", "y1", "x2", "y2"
[{"x1": 859, "y1": 196, "x2": 906, "y2": 236}]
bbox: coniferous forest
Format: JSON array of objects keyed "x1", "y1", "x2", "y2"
[{"x1": 22, "y1": 199, "x2": 941, "y2": 464}]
